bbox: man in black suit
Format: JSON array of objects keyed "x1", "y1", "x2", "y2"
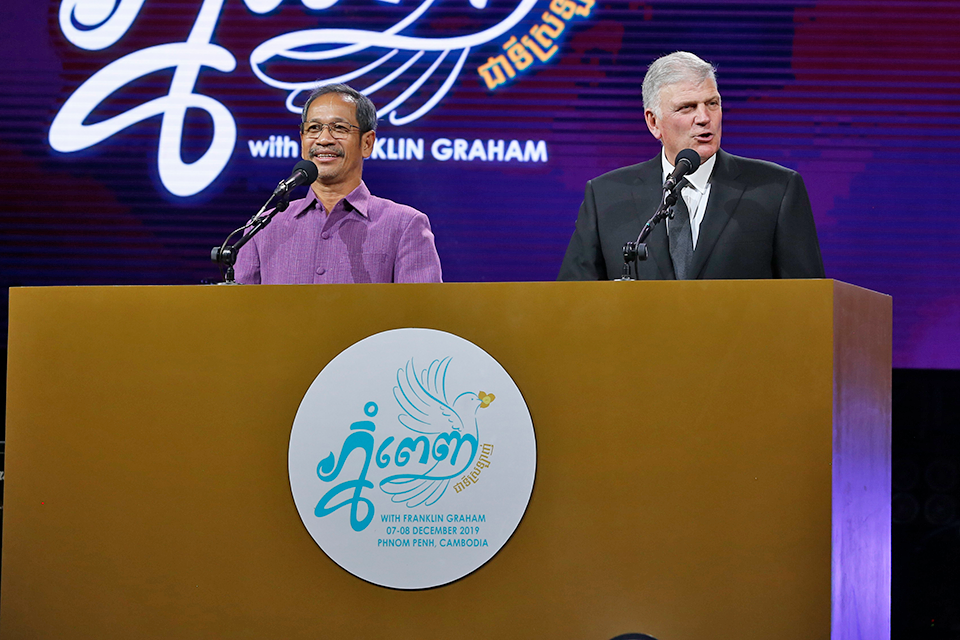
[{"x1": 558, "y1": 51, "x2": 825, "y2": 281}]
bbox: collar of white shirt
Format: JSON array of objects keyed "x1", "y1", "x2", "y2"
[
  {"x1": 660, "y1": 151, "x2": 719, "y2": 250},
  {"x1": 660, "y1": 151, "x2": 717, "y2": 195}
]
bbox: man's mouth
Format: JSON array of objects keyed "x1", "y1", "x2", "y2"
[
  {"x1": 694, "y1": 133, "x2": 714, "y2": 142},
  {"x1": 311, "y1": 147, "x2": 343, "y2": 160}
]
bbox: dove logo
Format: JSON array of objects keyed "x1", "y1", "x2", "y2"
[{"x1": 288, "y1": 328, "x2": 536, "y2": 589}]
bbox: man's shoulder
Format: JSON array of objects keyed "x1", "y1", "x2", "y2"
[
  {"x1": 719, "y1": 150, "x2": 800, "y2": 183},
  {"x1": 262, "y1": 193, "x2": 315, "y2": 222},
  {"x1": 588, "y1": 157, "x2": 659, "y2": 187},
  {"x1": 365, "y1": 192, "x2": 428, "y2": 223}
]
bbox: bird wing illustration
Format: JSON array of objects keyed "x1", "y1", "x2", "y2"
[
  {"x1": 249, "y1": 0, "x2": 539, "y2": 125},
  {"x1": 393, "y1": 357, "x2": 462, "y2": 434},
  {"x1": 381, "y1": 357, "x2": 485, "y2": 507}
]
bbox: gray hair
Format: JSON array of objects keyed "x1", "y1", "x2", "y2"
[
  {"x1": 300, "y1": 83, "x2": 378, "y2": 133},
  {"x1": 642, "y1": 52, "x2": 718, "y2": 118}
]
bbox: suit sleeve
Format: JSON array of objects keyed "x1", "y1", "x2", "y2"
[
  {"x1": 394, "y1": 211, "x2": 443, "y2": 283},
  {"x1": 557, "y1": 179, "x2": 608, "y2": 280},
  {"x1": 773, "y1": 171, "x2": 826, "y2": 278}
]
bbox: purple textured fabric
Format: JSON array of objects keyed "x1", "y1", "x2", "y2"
[{"x1": 235, "y1": 182, "x2": 442, "y2": 284}]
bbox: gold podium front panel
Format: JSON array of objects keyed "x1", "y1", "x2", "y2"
[{"x1": 2, "y1": 281, "x2": 890, "y2": 640}]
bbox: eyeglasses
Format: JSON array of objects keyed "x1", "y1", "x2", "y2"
[{"x1": 302, "y1": 121, "x2": 361, "y2": 139}]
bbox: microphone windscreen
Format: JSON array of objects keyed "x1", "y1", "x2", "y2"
[
  {"x1": 676, "y1": 148, "x2": 701, "y2": 172},
  {"x1": 294, "y1": 159, "x2": 319, "y2": 184}
]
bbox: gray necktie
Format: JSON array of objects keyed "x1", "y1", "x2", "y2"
[{"x1": 668, "y1": 182, "x2": 693, "y2": 280}]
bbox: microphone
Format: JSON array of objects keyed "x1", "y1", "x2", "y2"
[
  {"x1": 273, "y1": 159, "x2": 319, "y2": 196},
  {"x1": 250, "y1": 160, "x2": 319, "y2": 223},
  {"x1": 212, "y1": 160, "x2": 319, "y2": 282},
  {"x1": 663, "y1": 148, "x2": 701, "y2": 191}
]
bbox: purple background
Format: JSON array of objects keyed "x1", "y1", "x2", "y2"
[{"x1": 2, "y1": 0, "x2": 959, "y2": 369}]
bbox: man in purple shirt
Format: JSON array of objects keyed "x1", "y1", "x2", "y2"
[{"x1": 235, "y1": 84, "x2": 442, "y2": 284}]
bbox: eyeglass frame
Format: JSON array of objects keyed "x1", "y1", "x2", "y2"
[{"x1": 300, "y1": 121, "x2": 363, "y2": 140}]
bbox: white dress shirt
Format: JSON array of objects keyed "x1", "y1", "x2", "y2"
[{"x1": 661, "y1": 151, "x2": 717, "y2": 249}]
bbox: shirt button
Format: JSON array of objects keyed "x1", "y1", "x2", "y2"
[
  {"x1": 321, "y1": 232, "x2": 330, "y2": 240},
  {"x1": 316, "y1": 267, "x2": 326, "y2": 275}
]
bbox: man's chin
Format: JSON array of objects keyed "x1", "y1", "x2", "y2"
[
  {"x1": 693, "y1": 140, "x2": 720, "y2": 161},
  {"x1": 315, "y1": 164, "x2": 343, "y2": 181}
]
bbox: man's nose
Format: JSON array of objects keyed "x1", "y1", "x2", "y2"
[
  {"x1": 317, "y1": 124, "x2": 338, "y2": 143},
  {"x1": 694, "y1": 104, "x2": 711, "y2": 124}
]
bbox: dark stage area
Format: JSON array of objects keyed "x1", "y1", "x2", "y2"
[{"x1": 892, "y1": 369, "x2": 960, "y2": 639}]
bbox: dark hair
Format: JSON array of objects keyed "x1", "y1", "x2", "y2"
[{"x1": 300, "y1": 83, "x2": 378, "y2": 134}]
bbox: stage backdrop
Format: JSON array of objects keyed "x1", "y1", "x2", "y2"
[{"x1": 1, "y1": 0, "x2": 958, "y2": 369}]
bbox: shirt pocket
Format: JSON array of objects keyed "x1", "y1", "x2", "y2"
[{"x1": 345, "y1": 252, "x2": 389, "y2": 283}]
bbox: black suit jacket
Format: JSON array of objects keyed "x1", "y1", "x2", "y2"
[{"x1": 557, "y1": 150, "x2": 825, "y2": 280}]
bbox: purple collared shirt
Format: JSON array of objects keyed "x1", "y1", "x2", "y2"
[{"x1": 235, "y1": 181, "x2": 442, "y2": 284}]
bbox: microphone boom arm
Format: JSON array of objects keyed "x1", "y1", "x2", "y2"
[
  {"x1": 620, "y1": 182, "x2": 683, "y2": 280},
  {"x1": 210, "y1": 189, "x2": 292, "y2": 284},
  {"x1": 209, "y1": 160, "x2": 318, "y2": 284},
  {"x1": 619, "y1": 148, "x2": 700, "y2": 280}
]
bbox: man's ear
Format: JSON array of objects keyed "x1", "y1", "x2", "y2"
[
  {"x1": 360, "y1": 130, "x2": 376, "y2": 159},
  {"x1": 644, "y1": 110, "x2": 662, "y2": 141}
]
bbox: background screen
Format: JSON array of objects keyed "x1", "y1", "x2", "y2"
[{"x1": 2, "y1": 0, "x2": 959, "y2": 369}]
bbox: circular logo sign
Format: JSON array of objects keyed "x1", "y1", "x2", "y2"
[{"x1": 288, "y1": 328, "x2": 537, "y2": 589}]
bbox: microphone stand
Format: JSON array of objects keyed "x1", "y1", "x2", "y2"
[
  {"x1": 619, "y1": 182, "x2": 684, "y2": 281},
  {"x1": 211, "y1": 187, "x2": 293, "y2": 285}
]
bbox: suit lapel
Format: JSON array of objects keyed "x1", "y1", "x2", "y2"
[
  {"x1": 690, "y1": 150, "x2": 744, "y2": 279},
  {"x1": 631, "y1": 158, "x2": 675, "y2": 279}
]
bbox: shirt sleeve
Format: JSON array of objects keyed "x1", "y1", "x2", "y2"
[
  {"x1": 234, "y1": 235, "x2": 262, "y2": 284},
  {"x1": 394, "y1": 211, "x2": 442, "y2": 283}
]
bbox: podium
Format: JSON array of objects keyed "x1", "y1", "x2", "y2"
[{"x1": 2, "y1": 280, "x2": 890, "y2": 640}]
